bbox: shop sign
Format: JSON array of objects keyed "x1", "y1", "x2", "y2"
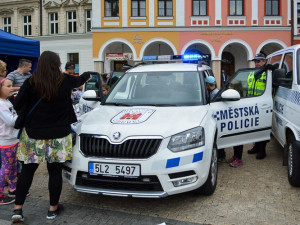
[{"x1": 106, "y1": 53, "x2": 133, "y2": 60}]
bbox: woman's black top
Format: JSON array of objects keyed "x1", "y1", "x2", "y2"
[{"x1": 14, "y1": 72, "x2": 90, "y2": 139}]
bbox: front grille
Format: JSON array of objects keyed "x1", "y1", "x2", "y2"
[
  {"x1": 76, "y1": 171, "x2": 163, "y2": 191},
  {"x1": 80, "y1": 135, "x2": 162, "y2": 159}
]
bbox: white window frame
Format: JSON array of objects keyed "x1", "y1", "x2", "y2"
[
  {"x1": 131, "y1": 0, "x2": 146, "y2": 17},
  {"x1": 49, "y1": 12, "x2": 58, "y2": 35},
  {"x1": 23, "y1": 15, "x2": 32, "y2": 36},
  {"x1": 3, "y1": 17, "x2": 11, "y2": 33},
  {"x1": 86, "y1": 10, "x2": 92, "y2": 32},
  {"x1": 67, "y1": 11, "x2": 77, "y2": 34}
]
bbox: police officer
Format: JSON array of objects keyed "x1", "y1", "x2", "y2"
[
  {"x1": 247, "y1": 53, "x2": 268, "y2": 159},
  {"x1": 205, "y1": 76, "x2": 219, "y2": 100}
]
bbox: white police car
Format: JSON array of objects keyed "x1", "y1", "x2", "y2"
[
  {"x1": 268, "y1": 45, "x2": 300, "y2": 187},
  {"x1": 63, "y1": 55, "x2": 273, "y2": 197},
  {"x1": 77, "y1": 72, "x2": 102, "y2": 115}
]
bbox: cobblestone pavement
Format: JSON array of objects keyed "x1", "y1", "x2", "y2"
[{"x1": 1, "y1": 137, "x2": 300, "y2": 225}]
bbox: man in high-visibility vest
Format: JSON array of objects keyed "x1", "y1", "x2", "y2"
[{"x1": 247, "y1": 53, "x2": 268, "y2": 159}]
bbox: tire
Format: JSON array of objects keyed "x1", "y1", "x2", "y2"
[
  {"x1": 287, "y1": 135, "x2": 300, "y2": 187},
  {"x1": 194, "y1": 142, "x2": 218, "y2": 195}
]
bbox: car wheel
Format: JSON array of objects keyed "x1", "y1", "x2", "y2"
[
  {"x1": 194, "y1": 142, "x2": 218, "y2": 195},
  {"x1": 287, "y1": 135, "x2": 300, "y2": 187}
]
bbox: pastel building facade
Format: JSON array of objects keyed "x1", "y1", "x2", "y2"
[
  {"x1": 92, "y1": 0, "x2": 292, "y2": 85},
  {"x1": 0, "y1": 0, "x2": 94, "y2": 74}
]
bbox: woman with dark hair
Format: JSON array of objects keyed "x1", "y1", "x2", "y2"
[{"x1": 11, "y1": 51, "x2": 90, "y2": 223}]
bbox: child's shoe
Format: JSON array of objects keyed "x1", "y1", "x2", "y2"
[
  {"x1": 227, "y1": 156, "x2": 236, "y2": 164},
  {"x1": 0, "y1": 194, "x2": 15, "y2": 205},
  {"x1": 229, "y1": 159, "x2": 243, "y2": 168}
]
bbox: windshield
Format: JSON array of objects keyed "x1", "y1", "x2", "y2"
[
  {"x1": 112, "y1": 71, "x2": 125, "y2": 78},
  {"x1": 105, "y1": 71, "x2": 204, "y2": 106}
]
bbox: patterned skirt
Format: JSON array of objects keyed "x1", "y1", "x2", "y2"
[{"x1": 17, "y1": 129, "x2": 72, "y2": 164}]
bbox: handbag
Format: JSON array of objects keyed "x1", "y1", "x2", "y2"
[{"x1": 16, "y1": 98, "x2": 42, "y2": 139}]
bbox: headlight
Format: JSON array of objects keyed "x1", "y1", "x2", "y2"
[
  {"x1": 167, "y1": 127, "x2": 205, "y2": 152},
  {"x1": 71, "y1": 131, "x2": 76, "y2": 147}
]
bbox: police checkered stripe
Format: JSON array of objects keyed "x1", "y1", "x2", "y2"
[
  {"x1": 213, "y1": 111, "x2": 220, "y2": 120},
  {"x1": 151, "y1": 152, "x2": 204, "y2": 170},
  {"x1": 277, "y1": 87, "x2": 300, "y2": 106}
]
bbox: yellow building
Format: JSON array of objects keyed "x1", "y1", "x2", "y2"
[{"x1": 93, "y1": 0, "x2": 291, "y2": 85}]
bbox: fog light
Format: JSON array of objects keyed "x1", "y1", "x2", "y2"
[
  {"x1": 81, "y1": 173, "x2": 88, "y2": 178},
  {"x1": 172, "y1": 176, "x2": 197, "y2": 187}
]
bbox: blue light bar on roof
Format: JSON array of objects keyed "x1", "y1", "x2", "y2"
[
  {"x1": 142, "y1": 56, "x2": 157, "y2": 61},
  {"x1": 142, "y1": 54, "x2": 209, "y2": 62},
  {"x1": 157, "y1": 55, "x2": 172, "y2": 61},
  {"x1": 183, "y1": 54, "x2": 202, "y2": 60}
]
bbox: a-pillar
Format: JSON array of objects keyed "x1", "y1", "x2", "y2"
[
  {"x1": 248, "y1": 60, "x2": 255, "y2": 68},
  {"x1": 211, "y1": 60, "x2": 221, "y2": 88}
]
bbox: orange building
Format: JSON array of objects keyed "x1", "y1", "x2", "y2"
[{"x1": 92, "y1": 0, "x2": 292, "y2": 86}]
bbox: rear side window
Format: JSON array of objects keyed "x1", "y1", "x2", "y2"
[
  {"x1": 281, "y1": 52, "x2": 293, "y2": 89},
  {"x1": 268, "y1": 54, "x2": 282, "y2": 69}
]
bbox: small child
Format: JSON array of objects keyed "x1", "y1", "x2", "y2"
[
  {"x1": 102, "y1": 83, "x2": 110, "y2": 97},
  {"x1": 0, "y1": 78, "x2": 18, "y2": 205}
]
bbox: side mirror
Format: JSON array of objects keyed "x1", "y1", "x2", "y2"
[
  {"x1": 122, "y1": 64, "x2": 132, "y2": 70},
  {"x1": 82, "y1": 90, "x2": 101, "y2": 101},
  {"x1": 221, "y1": 89, "x2": 240, "y2": 101},
  {"x1": 272, "y1": 69, "x2": 292, "y2": 88}
]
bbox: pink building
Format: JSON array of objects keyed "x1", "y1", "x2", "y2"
[{"x1": 92, "y1": 0, "x2": 292, "y2": 85}]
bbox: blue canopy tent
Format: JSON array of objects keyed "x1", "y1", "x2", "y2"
[{"x1": 0, "y1": 29, "x2": 40, "y2": 74}]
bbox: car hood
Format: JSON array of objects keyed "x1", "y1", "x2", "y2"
[{"x1": 74, "y1": 105, "x2": 208, "y2": 143}]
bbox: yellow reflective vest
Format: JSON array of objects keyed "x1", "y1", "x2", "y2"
[{"x1": 247, "y1": 71, "x2": 266, "y2": 96}]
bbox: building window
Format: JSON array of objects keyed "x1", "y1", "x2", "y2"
[
  {"x1": 158, "y1": 0, "x2": 173, "y2": 17},
  {"x1": 68, "y1": 53, "x2": 79, "y2": 74},
  {"x1": 193, "y1": 0, "x2": 207, "y2": 16},
  {"x1": 265, "y1": 0, "x2": 279, "y2": 16},
  {"x1": 105, "y1": 0, "x2": 119, "y2": 17},
  {"x1": 131, "y1": 0, "x2": 146, "y2": 17},
  {"x1": 67, "y1": 11, "x2": 77, "y2": 33},
  {"x1": 3, "y1": 17, "x2": 11, "y2": 33},
  {"x1": 298, "y1": 3, "x2": 300, "y2": 25},
  {"x1": 86, "y1": 10, "x2": 92, "y2": 32},
  {"x1": 23, "y1": 15, "x2": 32, "y2": 36},
  {"x1": 49, "y1": 12, "x2": 58, "y2": 35},
  {"x1": 229, "y1": 0, "x2": 243, "y2": 16}
]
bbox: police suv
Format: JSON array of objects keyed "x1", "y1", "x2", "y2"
[
  {"x1": 63, "y1": 54, "x2": 273, "y2": 197},
  {"x1": 268, "y1": 45, "x2": 300, "y2": 187}
]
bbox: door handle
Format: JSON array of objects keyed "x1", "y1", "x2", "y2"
[{"x1": 261, "y1": 104, "x2": 271, "y2": 109}]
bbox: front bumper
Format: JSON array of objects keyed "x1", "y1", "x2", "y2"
[{"x1": 63, "y1": 138, "x2": 211, "y2": 198}]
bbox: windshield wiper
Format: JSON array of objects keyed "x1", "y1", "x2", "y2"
[
  {"x1": 105, "y1": 102, "x2": 133, "y2": 106},
  {"x1": 134, "y1": 104, "x2": 177, "y2": 107}
]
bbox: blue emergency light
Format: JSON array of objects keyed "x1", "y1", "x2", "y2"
[
  {"x1": 183, "y1": 54, "x2": 202, "y2": 60},
  {"x1": 142, "y1": 54, "x2": 206, "y2": 62}
]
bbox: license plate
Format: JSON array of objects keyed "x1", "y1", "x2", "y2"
[{"x1": 88, "y1": 162, "x2": 140, "y2": 177}]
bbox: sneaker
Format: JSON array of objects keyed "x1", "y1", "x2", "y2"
[
  {"x1": 11, "y1": 208, "x2": 24, "y2": 223},
  {"x1": 46, "y1": 204, "x2": 64, "y2": 220},
  {"x1": 0, "y1": 194, "x2": 15, "y2": 205},
  {"x1": 8, "y1": 190, "x2": 30, "y2": 197},
  {"x1": 227, "y1": 156, "x2": 236, "y2": 164},
  {"x1": 229, "y1": 159, "x2": 243, "y2": 168}
]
